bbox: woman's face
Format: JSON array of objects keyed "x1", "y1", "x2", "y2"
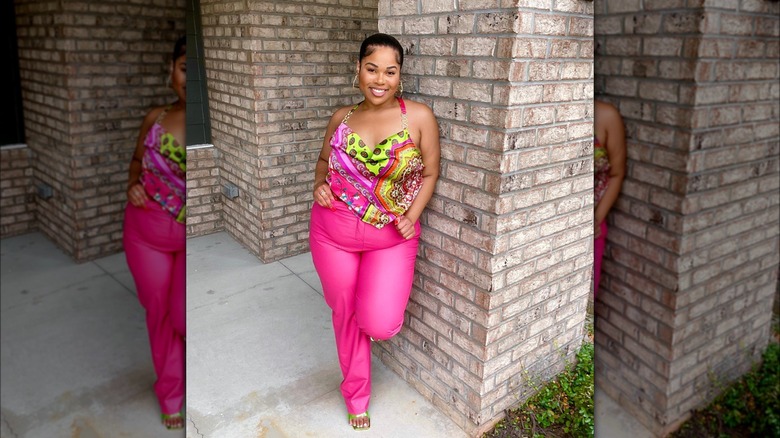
[
  {"x1": 356, "y1": 45, "x2": 401, "y2": 105},
  {"x1": 170, "y1": 54, "x2": 186, "y2": 103}
]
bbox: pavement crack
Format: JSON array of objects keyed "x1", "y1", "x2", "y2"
[
  {"x1": 2, "y1": 414, "x2": 20, "y2": 438},
  {"x1": 188, "y1": 415, "x2": 205, "y2": 438}
]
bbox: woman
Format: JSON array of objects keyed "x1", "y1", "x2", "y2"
[
  {"x1": 594, "y1": 99, "x2": 626, "y2": 296},
  {"x1": 309, "y1": 33, "x2": 440, "y2": 430},
  {"x1": 123, "y1": 35, "x2": 186, "y2": 430}
]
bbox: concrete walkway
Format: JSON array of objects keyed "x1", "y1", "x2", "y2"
[
  {"x1": 185, "y1": 232, "x2": 469, "y2": 438},
  {"x1": 1, "y1": 230, "x2": 657, "y2": 437},
  {"x1": 595, "y1": 388, "x2": 655, "y2": 438},
  {"x1": 0, "y1": 232, "x2": 183, "y2": 437}
]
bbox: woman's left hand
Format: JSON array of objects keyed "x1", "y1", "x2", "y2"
[{"x1": 395, "y1": 215, "x2": 416, "y2": 240}]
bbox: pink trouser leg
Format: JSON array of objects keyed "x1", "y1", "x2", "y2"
[
  {"x1": 310, "y1": 202, "x2": 419, "y2": 415},
  {"x1": 123, "y1": 202, "x2": 186, "y2": 415},
  {"x1": 593, "y1": 220, "x2": 608, "y2": 297}
]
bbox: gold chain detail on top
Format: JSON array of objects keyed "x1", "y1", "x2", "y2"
[
  {"x1": 341, "y1": 99, "x2": 407, "y2": 131},
  {"x1": 342, "y1": 104, "x2": 359, "y2": 124},
  {"x1": 155, "y1": 104, "x2": 172, "y2": 124}
]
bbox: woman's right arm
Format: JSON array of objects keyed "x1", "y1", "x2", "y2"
[
  {"x1": 594, "y1": 102, "x2": 626, "y2": 237},
  {"x1": 126, "y1": 108, "x2": 161, "y2": 208},
  {"x1": 313, "y1": 109, "x2": 347, "y2": 210}
]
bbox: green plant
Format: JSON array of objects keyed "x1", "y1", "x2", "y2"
[
  {"x1": 671, "y1": 342, "x2": 780, "y2": 437},
  {"x1": 484, "y1": 340, "x2": 594, "y2": 438}
]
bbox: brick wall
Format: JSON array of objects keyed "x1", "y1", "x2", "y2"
[
  {"x1": 0, "y1": 145, "x2": 36, "y2": 237},
  {"x1": 186, "y1": 144, "x2": 223, "y2": 236},
  {"x1": 194, "y1": 0, "x2": 594, "y2": 433},
  {"x1": 374, "y1": 0, "x2": 594, "y2": 434},
  {"x1": 196, "y1": 0, "x2": 378, "y2": 262},
  {"x1": 595, "y1": 0, "x2": 779, "y2": 434},
  {"x1": 14, "y1": 0, "x2": 185, "y2": 261}
]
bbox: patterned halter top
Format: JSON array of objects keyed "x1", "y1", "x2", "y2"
[
  {"x1": 326, "y1": 97, "x2": 424, "y2": 229},
  {"x1": 140, "y1": 105, "x2": 186, "y2": 223},
  {"x1": 594, "y1": 136, "x2": 610, "y2": 205}
]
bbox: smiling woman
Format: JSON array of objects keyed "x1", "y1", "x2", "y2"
[{"x1": 309, "y1": 33, "x2": 441, "y2": 431}]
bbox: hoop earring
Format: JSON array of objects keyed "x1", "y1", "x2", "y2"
[
  {"x1": 395, "y1": 81, "x2": 404, "y2": 98},
  {"x1": 352, "y1": 74, "x2": 358, "y2": 88}
]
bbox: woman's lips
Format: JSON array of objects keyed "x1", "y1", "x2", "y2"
[{"x1": 370, "y1": 87, "x2": 387, "y2": 97}]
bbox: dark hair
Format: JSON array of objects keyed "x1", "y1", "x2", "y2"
[
  {"x1": 359, "y1": 33, "x2": 403, "y2": 68},
  {"x1": 172, "y1": 35, "x2": 186, "y2": 61}
]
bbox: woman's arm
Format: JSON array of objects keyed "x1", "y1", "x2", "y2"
[
  {"x1": 313, "y1": 108, "x2": 349, "y2": 210},
  {"x1": 126, "y1": 107, "x2": 162, "y2": 208},
  {"x1": 594, "y1": 102, "x2": 626, "y2": 228},
  {"x1": 396, "y1": 102, "x2": 440, "y2": 239}
]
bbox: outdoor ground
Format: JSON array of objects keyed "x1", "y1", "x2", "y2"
[
  {"x1": 669, "y1": 315, "x2": 780, "y2": 438},
  {"x1": 483, "y1": 315, "x2": 595, "y2": 438}
]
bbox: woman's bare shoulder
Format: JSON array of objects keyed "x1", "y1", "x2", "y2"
[
  {"x1": 329, "y1": 104, "x2": 355, "y2": 123},
  {"x1": 141, "y1": 105, "x2": 169, "y2": 126},
  {"x1": 402, "y1": 98, "x2": 436, "y2": 122},
  {"x1": 595, "y1": 100, "x2": 622, "y2": 120}
]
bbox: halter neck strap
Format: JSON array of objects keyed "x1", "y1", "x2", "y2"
[{"x1": 342, "y1": 97, "x2": 407, "y2": 129}]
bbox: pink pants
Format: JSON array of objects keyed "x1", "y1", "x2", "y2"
[
  {"x1": 123, "y1": 201, "x2": 185, "y2": 415},
  {"x1": 593, "y1": 220, "x2": 608, "y2": 297},
  {"x1": 309, "y1": 201, "x2": 420, "y2": 415}
]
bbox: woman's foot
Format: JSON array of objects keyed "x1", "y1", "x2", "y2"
[
  {"x1": 348, "y1": 412, "x2": 370, "y2": 430},
  {"x1": 162, "y1": 412, "x2": 184, "y2": 430}
]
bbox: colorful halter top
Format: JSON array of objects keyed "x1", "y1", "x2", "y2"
[
  {"x1": 326, "y1": 97, "x2": 424, "y2": 229},
  {"x1": 594, "y1": 136, "x2": 610, "y2": 205},
  {"x1": 140, "y1": 105, "x2": 186, "y2": 223}
]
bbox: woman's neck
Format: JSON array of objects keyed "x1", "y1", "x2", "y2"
[
  {"x1": 170, "y1": 99, "x2": 185, "y2": 111},
  {"x1": 359, "y1": 96, "x2": 398, "y2": 112}
]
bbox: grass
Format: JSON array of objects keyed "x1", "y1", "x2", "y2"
[
  {"x1": 669, "y1": 319, "x2": 780, "y2": 438},
  {"x1": 483, "y1": 318, "x2": 594, "y2": 438},
  {"x1": 481, "y1": 313, "x2": 779, "y2": 438}
]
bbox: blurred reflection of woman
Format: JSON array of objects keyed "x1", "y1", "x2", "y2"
[
  {"x1": 122, "y1": 35, "x2": 186, "y2": 430},
  {"x1": 594, "y1": 100, "x2": 626, "y2": 296}
]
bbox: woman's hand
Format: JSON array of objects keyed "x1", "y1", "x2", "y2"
[
  {"x1": 314, "y1": 182, "x2": 335, "y2": 210},
  {"x1": 127, "y1": 182, "x2": 149, "y2": 208},
  {"x1": 395, "y1": 215, "x2": 416, "y2": 240},
  {"x1": 594, "y1": 219, "x2": 602, "y2": 239}
]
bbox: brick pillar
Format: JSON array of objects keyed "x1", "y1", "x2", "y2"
[
  {"x1": 595, "y1": 1, "x2": 779, "y2": 434},
  {"x1": 14, "y1": 0, "x2": 185, "y2": 261},
  {"x1": 374, "y1": 1, "x2": 594, "y2": 434},
  {"x1": 197, "y1": 0, "x2": 378, "y2": 262}
]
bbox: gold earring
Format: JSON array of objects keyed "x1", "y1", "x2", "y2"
[
  {"x1": 396, "y1": 81, "x2": 404, "y2": 97},
  {"x1": 352, "y1": 74, "x2": 358, "y2": 88}
]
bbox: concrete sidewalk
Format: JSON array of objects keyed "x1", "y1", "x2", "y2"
[
  {"x1": 185, "y1": 231, "x2": 470, "y2": 438},
  {"x1": 185, "y1": 231, "x2": 656, "y2": 438},
  {"x1": 0, "y1": 232, "x2": 184, "y2": 437},
  {"x1": 1, "y1": 230, "x2": 657, "y2": 437}
]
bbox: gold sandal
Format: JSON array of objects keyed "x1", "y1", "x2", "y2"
[
  {"x1": 348, "y1": 412, "x2": 370, "y2": 430},
  {"x1": 162, "y1": 411, "x2": 184, "y2": 430}
]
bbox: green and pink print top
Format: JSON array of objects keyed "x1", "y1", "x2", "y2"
[
  {"x1": 141, "y1": 105, "x2": 186, "y2": 223},
  {"x1": 594, "y1": 136, "x2": 610, "y2": 206},
  {"x1": 326, "y1": 98, "x2": 424, "y2": 229}
]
